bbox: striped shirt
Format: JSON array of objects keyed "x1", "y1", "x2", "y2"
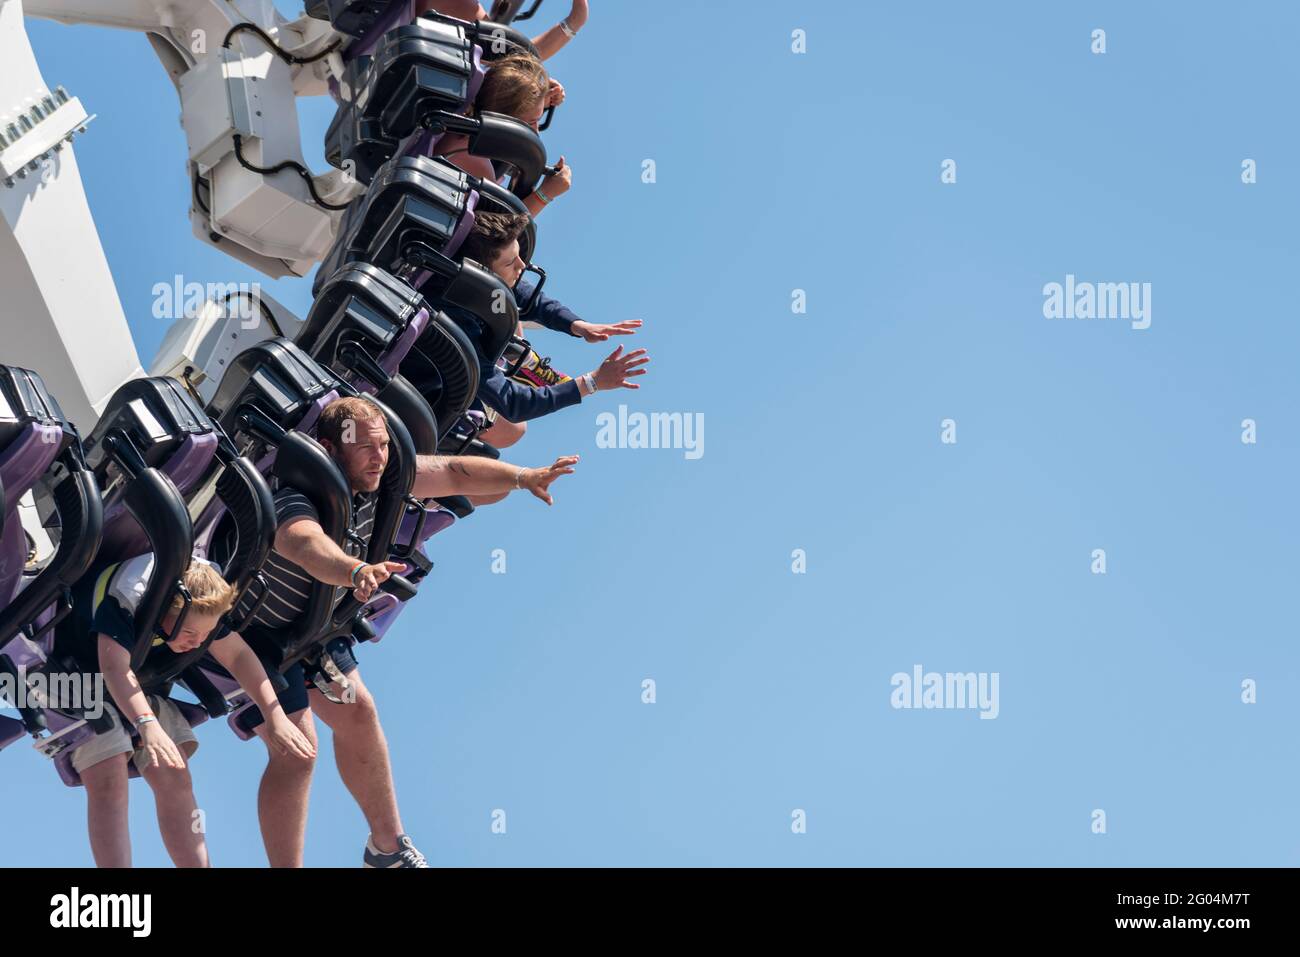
[{"x1": 233, "y1": 485, "x2": 377, "y2": 631}]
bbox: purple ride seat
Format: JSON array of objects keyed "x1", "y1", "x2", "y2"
[
  {"x1": 0, "y1": 366, "x2": 102, "y2": 667},
  {"x1": 0, "y1": 368, "x2": 104, "y2": 758},
  {"x1": 324, "y1": 11, "x2": 545, "y2": 201},
  {"x1": 4, "y1": 380, "x2": 274, "y2": 787},
  {"x1": 82, "y1": 378, "x2": 220, "y2": 563},
  {"x1": 0, "y1": 369, "x2": 68, "y2": 609}
]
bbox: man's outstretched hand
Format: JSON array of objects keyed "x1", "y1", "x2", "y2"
[
  {"x1": 520, "y1": 455, "x2": 579, "y2": 505},
  {"x1": 353, "y1": 560, "x2": 407, "y2": 603}
]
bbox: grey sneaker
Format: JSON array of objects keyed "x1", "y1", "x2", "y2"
[{"x1": 363, "y1": 834, "x2": 428, "y2": 868}]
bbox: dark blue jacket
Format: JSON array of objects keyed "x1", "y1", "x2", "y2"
[
  {"x1": 445, "y1": 279, "x2": 584, "y2": 422},
  {"x1": 517, "y1": 276, "x2": 580, "y2": 336}
]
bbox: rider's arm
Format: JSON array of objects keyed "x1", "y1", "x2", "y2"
[
  {"x1": 411, "y1": 454, "x2": 529, "y2": 499},
  {"x1": 274, "y1": 516, "x2": 364, "y2": 587}
]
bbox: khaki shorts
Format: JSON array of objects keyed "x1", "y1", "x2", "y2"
[{"x1": 70, "y1": 695, "x2": 199, "y2": 775}]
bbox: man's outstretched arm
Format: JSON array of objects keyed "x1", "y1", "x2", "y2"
[
  {"x1": 275, "y1": 517, "x2": 405, "y2": 601},
  {"x1": 412, "y1": 454, "x2": 578, "y2": 505}
]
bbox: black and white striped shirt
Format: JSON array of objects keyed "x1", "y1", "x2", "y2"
[{"x1": 233, "y1": 485, "x2": 377, "y2": 631}]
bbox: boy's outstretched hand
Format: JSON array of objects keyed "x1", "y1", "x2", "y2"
[
  {"x1": 571, "y1": 319, "x2": 642, "y2": 343},
  {"x1": 592, "y1": 345, "x2": 650, "y2": 391}
]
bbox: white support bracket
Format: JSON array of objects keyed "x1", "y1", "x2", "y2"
[{"x1": 0, "y1": 85, "x2": 93, "y2": 187}]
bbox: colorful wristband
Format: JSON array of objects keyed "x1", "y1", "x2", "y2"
[{"x1": 350, "y1": 562, "x2": 366, "y2": 586}]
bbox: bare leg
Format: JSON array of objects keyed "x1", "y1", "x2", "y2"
[
  {"x1": 139, "y1": 759, "x2": 208, "y2": 867},
  {"x1": 81, "y1": 753, "x2": 131, "y2": 867},
  {"x1": 310, "y1": 670, "x2": 404, "y2": 853},
  {"x1": 255, "y1": 706, "x2": 317, "y2": 867},
  {"x1": 480, "y1": 416, "x2": 526, "y2": 451}
]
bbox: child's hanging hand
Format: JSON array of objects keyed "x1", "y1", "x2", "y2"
[{"x1": 138, "y1": 721, "x2": 186, "y2": 770}]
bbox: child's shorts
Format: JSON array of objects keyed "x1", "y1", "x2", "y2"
[{"x1": 70, "y1": 695, "x2": 199, "y2": 774}]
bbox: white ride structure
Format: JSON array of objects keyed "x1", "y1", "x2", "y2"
[{"x1": 1, "y1": 0, "x2": 361, "y2": 430}]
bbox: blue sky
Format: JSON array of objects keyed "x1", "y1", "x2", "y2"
[{"x1": 3, "y1": 0, "x2": 1298, "y2": 866}]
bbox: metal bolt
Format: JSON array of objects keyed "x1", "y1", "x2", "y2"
[
  {"x1": 54, "y1": 86, "x2": 69, "y2": 103},
  {"x1": 29, "y1": 104, "x2": 45, "y2": 121},
  {"x1": 6, "y1": 124, "x2": 19, "y2": 140},
  {"x1": 42, "y1": 95, "x2": 56, "y2": 113}
]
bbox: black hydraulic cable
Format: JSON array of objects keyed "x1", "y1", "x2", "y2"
[
  {"x1": 231, "y1": 133, "x2": 351, "y2": 210},
  {"x1": 221, "y1": 24, "x2": 350, "y2": 210},
  {"x1": 193, "y1": 168, "x2": 210, "y2": 214},
  {"x1": 221, "y1": 22, "x2": 340, "y2": 64}
]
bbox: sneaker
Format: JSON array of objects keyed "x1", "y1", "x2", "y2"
[
  {"x1": 510, "y1": 350, "x2": 571, "y2": 389},
  {"x1": 363, "y1": 834, "x2": 428, "y2": 868}
]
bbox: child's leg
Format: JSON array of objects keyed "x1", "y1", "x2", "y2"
[
  {"x1": 136, "y1": 698, "x2": 207, "y2": 867},
  {"x1": 139, "y1": 761, "x2": 208, "y2": 867},
  {"x1": 81, "y1": 753, "x2": 132, "y2": 867}
]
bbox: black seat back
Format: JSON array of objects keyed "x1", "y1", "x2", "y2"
[
  {"x1": 135, "y1": 453, "x2": 276, "y2": 698},
  {"x1": 297, "y1": 262, "x2": 427, "y2": 382},
  {"x1": 399, "y1": 311, "x2": 480, "y2": 440},
  {"x1": 208, "y1": 339, "x2": 342, "y2": 445},
  {"x1": 83, "y1": 378, "x2": 213, "y2": 476},
  {"x1": 422, "y1": 257, "x2": 518, "y2": 365},
  {"x1": 375, "y1": 374, "x2": 439, "y2": 455},
  {"x1": 120, "y1": 469, "x2": 193, "y2": 671},
  {"x1": 83, "y1": 377, "x2": 217, "y2": 563}
]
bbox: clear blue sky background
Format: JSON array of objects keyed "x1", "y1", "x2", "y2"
[{"x1": 4, "y1": 0, "x2": 1298, "y2": 866}]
